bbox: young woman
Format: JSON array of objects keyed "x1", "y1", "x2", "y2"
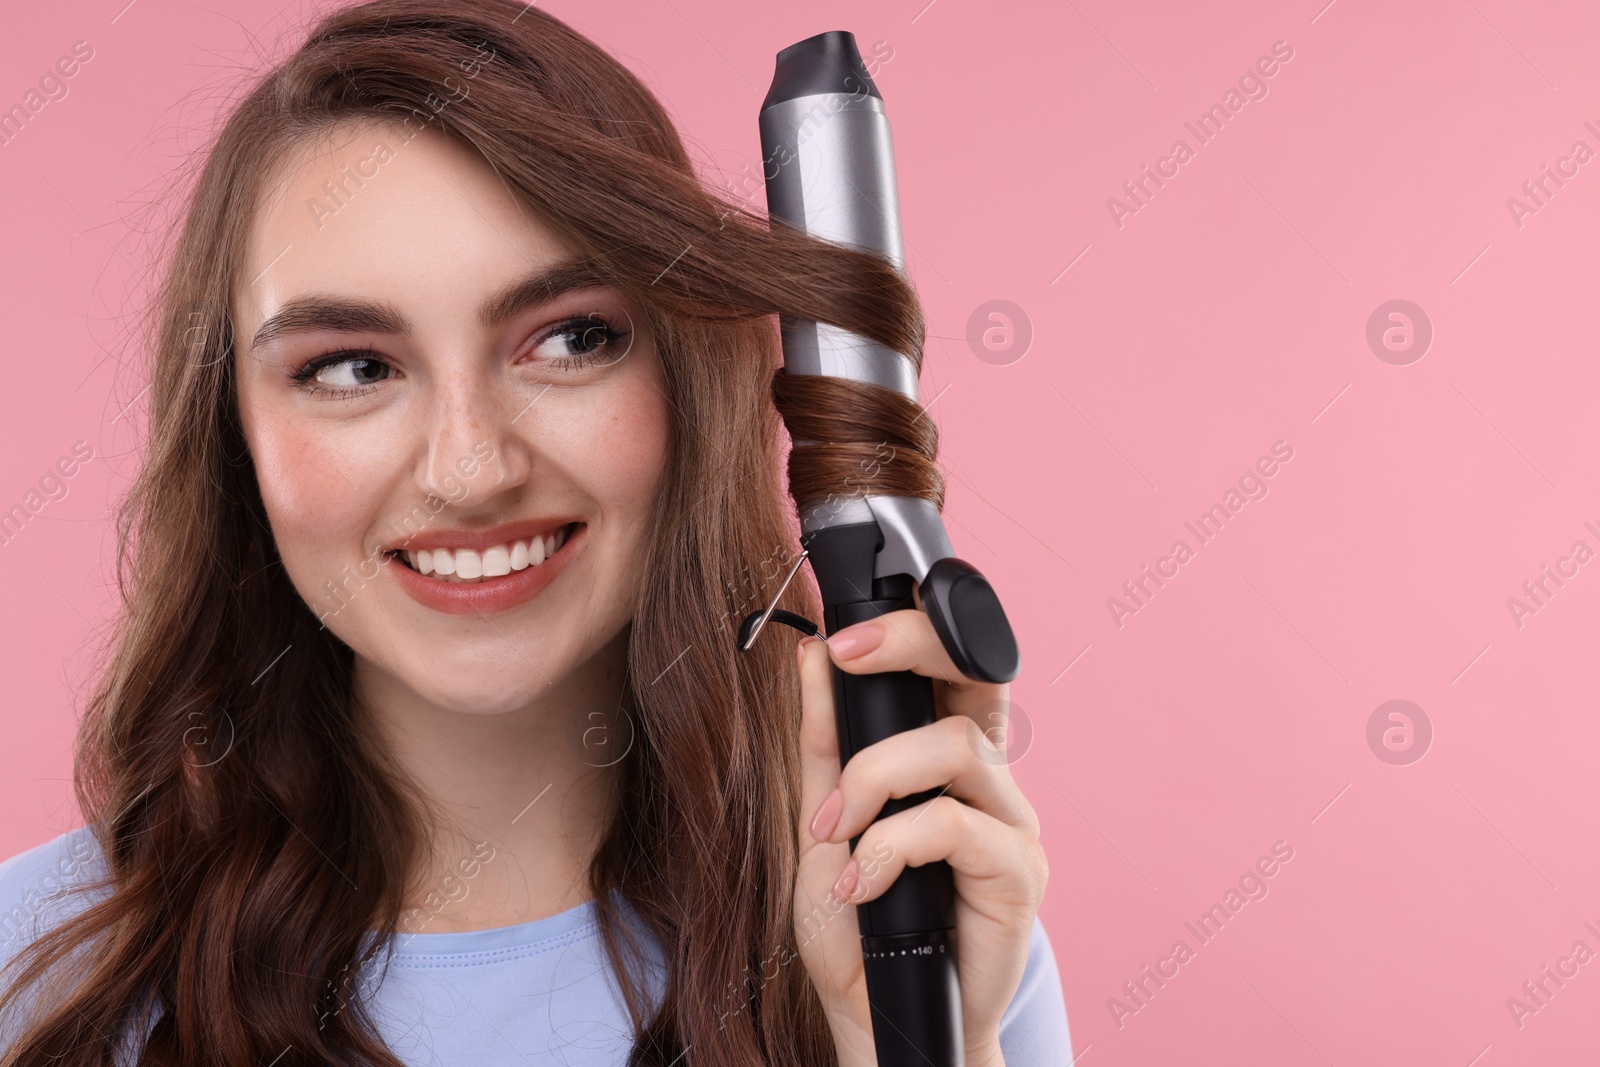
[{"x1": 0, "y1": 2, "x2": 1068, "y2": 1064}]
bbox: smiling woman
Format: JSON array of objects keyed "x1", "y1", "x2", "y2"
[
  {"x1": 233, "y1": 120, "x2": 675, "y2": 711},
  {"x1": 0, "y1": 2, "x2": 1066, "y2": 1065}
]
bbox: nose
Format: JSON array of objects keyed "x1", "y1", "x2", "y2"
[{"x1": 414, "y1": 366, "x2": 533, "y2": 508}]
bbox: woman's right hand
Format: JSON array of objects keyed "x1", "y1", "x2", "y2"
[{"x1": 790, "y1": 620, "x2": 1048, "y2": 1067}]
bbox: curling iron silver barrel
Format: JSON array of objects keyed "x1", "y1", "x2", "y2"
[{"x1": 758, "y1": 30, "x2": 1021, "y2": 1067}]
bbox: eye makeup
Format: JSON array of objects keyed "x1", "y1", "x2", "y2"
[{"x1": 285, "y1": 311, "x2": 634, "y2": 400}]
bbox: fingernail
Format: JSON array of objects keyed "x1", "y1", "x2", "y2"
[
  {"x1": 809, "y1": 788, "x2": 843, "y2": 841},
  {"x1": 828, "y1": 624, "x2": 882, "y2": 661},
  {"x1": 832, "y1": 859, "x2": 859, "y2": 902}
]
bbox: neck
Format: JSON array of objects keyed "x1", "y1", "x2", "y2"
[{"x1": 355, "y1": 630, "x2": 630, "y2": 934}]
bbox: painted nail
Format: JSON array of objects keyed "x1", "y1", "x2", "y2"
[
  {"x1": 809, "y1": 788, "x2": 843, "y2": 841},
  {"x1": 832, "y1": 859, "x2": 859, "y2": 902},
  {"x1": 828, "y1": 624, "x2": 882, "y2": 661}
]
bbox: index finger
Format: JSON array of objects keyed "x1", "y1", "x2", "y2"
[
  {"x1": 825, "y1": 608, "x2": 1012, "y2": 727},
  {"x1": 827, "y1": 608, "x2": 960, "y2": 681}
]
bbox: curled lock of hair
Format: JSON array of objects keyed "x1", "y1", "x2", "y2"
[{"x1": 770, "y1": 373, "x2": 946, "y2": 514}]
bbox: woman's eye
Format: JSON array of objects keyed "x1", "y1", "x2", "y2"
[
  {"x1": 290, "y1": 350, "x2": 393, "y2": 397},
  {"x1": 313, "y1": 356, "x2": 391, "y2": 388},
  {"x1": 529, "y1": 315, "x2": 629, "y2": 367}
]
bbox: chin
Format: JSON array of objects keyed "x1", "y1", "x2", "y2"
[{"x1": 405, "y1": 671, "x2": 554, "y2": 717}]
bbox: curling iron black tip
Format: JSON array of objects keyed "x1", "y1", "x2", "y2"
[{"x1": 761, "y1": 29, "x2": 882, "y2": 112}]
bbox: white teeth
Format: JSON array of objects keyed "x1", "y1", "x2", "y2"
[
  {"x1": 403, "y1": 526, "x2": 574, "y2": 583},
  {"x1": 482, "y1": 544, "x2": 511, "y2": 577}
]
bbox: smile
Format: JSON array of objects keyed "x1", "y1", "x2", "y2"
[
  {"x1": 385, "y1": 521, "x2": 586, "y2": 615},
  {"x1": 394, "y1": 522, "x2": 577, "y2": 585}
]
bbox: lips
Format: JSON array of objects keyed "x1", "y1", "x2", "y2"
[
  {"x1": 385, "y1": 521, "x2": 586, "y2": 615},
  {"x1": 393, "y1": 522, "x2": 577, "y2": 584}
]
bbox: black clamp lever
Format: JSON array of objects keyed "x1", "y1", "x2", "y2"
[{"x1": 737, "y1": 550, "x2": 1019, "y2": 688}]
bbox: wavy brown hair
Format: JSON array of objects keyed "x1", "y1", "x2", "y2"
[{"x1": 0, "y1": 2, "x2": 940, "y2": 1065}]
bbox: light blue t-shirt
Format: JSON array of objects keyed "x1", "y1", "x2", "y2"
[{"x1": 0, "y1": 826, "x2": 1070, "y2": 1063}]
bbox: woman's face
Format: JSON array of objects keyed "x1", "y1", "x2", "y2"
[{"x1": 232, "y1": 120, "x2": 670, "y2": 716}]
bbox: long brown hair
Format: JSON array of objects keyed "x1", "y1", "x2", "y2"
[{"x1": 0, "y1": 2, "x2": 938, "y2": 1065}]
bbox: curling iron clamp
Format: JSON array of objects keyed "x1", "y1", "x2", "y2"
[{"x1": 736, "y1": 30, "x2": 1021, "y2": 1067}]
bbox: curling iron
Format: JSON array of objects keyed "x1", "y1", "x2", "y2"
[{"x1": 742, "y1": 30, "x2": 1021, "y2": 1067}]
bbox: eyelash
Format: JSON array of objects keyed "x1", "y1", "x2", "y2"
[{"x1": 288, "y1": 314, "x2": 633, "y2": 400}]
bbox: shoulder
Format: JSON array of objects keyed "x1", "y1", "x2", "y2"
[
  {"x1": 0, "y1": 826, "x2": 109, "y2": 977},
  {"x1": 0, "y1": 828, "x2": 127, "y2": 1059},
  {"x1": 998, "y1": 914, "x2": 1072, "y2": 1063}
]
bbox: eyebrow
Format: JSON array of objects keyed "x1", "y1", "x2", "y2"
[{"x1": 248, "y1": 259, "x2": 619, "y2": 351}]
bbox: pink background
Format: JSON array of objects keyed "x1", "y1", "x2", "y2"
[{"x1": 2, "y1": 0, "x2": 1596, "y2": 1062}]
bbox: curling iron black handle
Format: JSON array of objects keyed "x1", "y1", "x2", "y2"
[{"x1": 831, "y1": 599, "x2": 964, "y2": 1067}]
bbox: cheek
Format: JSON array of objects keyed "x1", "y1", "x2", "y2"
[
  {"x1": 562, "y1": 365, "x2": 673, "y2": 522},
  {"x1": 588, "y1": 390, "x2": 669, "y2": 615},
  {"x1": 241, "y1": 397, "x2": 371, "y2": 575},
  {"x1": 607, "y1": 389, "x2": 672, "y2": 507}
]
